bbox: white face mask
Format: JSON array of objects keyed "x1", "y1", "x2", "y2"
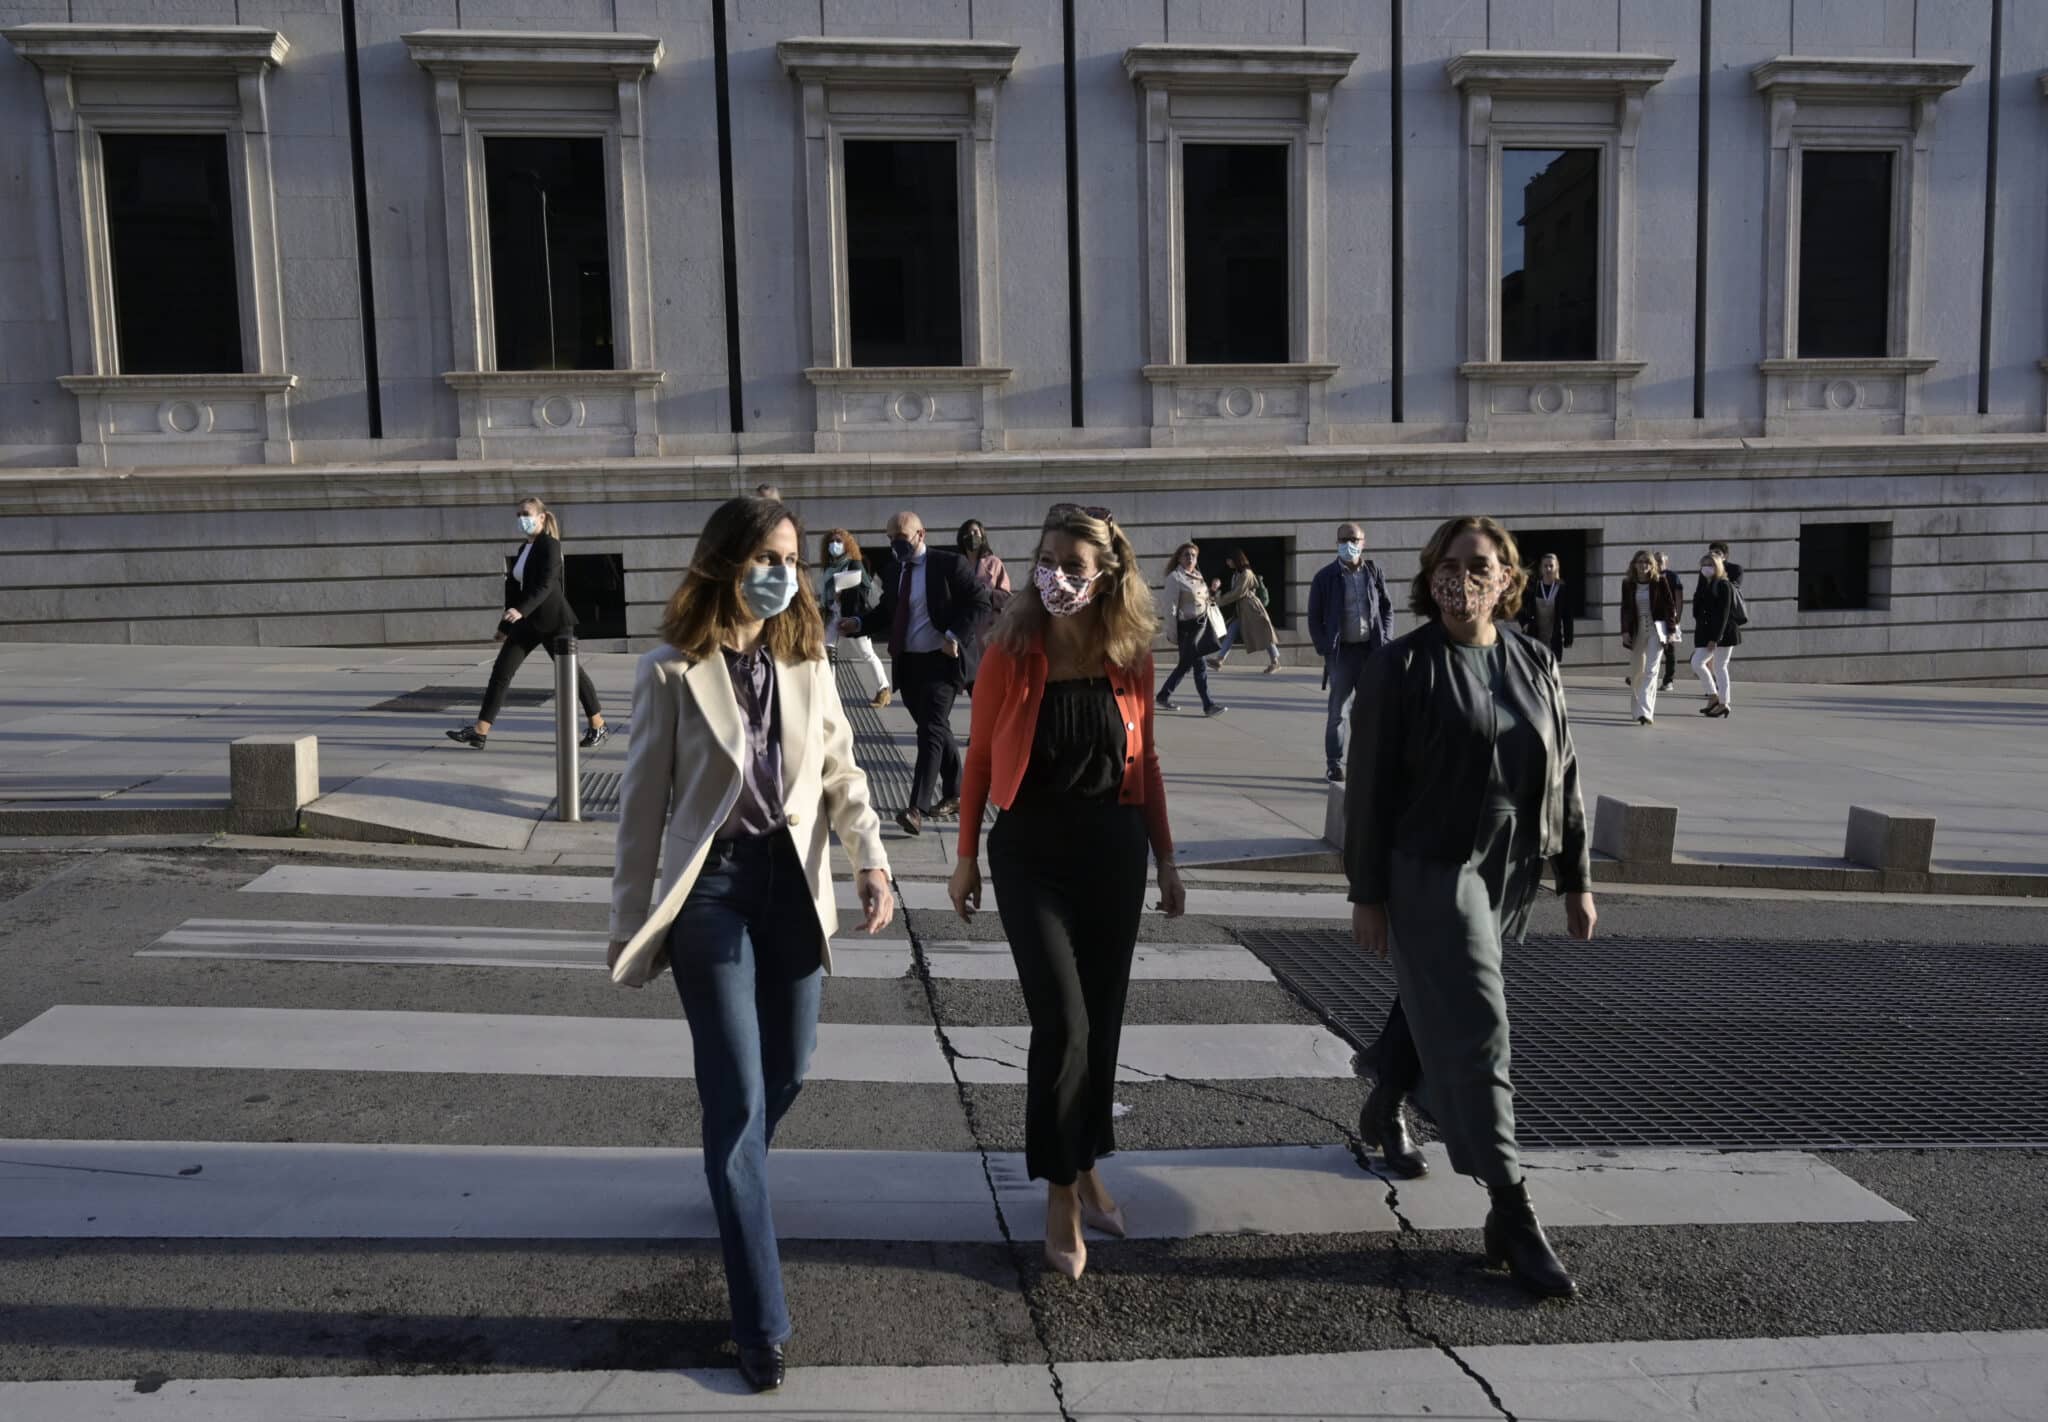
[
  {"x1": 1700, "y1": 565, "x2": 1716, "y2": 579},
  {"x1": 518, "y1": 514, "x2": 542, "y2": 536},
  {"x1": 1337, "y1": 540, "x2": 1363, "y2": 563},
  {"x1": 826, "y1": 540, "x2": 845, "y2": 559}
]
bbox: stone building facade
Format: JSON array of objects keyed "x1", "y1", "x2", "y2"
[{"x1": 1, "y1": 1, "x2": 2044, "y2": 685}]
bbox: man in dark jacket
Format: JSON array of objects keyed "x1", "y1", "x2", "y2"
[
  {"x1": 1699, "y1": 541, "x2": 1744, "y2": 599},
  {"x1": 1307, "y1": 522, "x2": 1392, "y2": 783},
  {"x1": 847, "y1": 510, "x2": 991, "y2": 835},
  {"x1": 1656, "y1": 552, "x2": 1686, "y2": 691}
]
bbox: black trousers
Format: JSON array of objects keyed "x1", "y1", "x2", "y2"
[
  {"x1": 477, "y1": 632, "x2": 602, "y2": 725},
  {"x1": 1365, "y1": 997, "x2": 1422, "y2": 1096},
  {"x1": 894, "y1": 649, "x2": 962, "y2": 812},
  {"x1": 989, "y1": 800, "x2": 1149, "y2": 1184}
]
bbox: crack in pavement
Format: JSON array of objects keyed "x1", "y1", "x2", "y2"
[{"x1": 898, "y1": 894, "x2": 1078, "y2": 1422}]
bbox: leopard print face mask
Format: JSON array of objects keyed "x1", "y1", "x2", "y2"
[{"x1": 1429, "y1": 561, "x2": 1513, "y2": 621}]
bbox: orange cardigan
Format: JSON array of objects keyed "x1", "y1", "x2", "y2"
[{"x1": 955, "y1": 638, "x2": 1173, "y2": 861}]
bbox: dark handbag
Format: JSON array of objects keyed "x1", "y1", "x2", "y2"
[
  {"x1": 1729, "y1": 583, "x2": 1751, "y2": 627},
  {"x1": 1188, "y1": 614, "x2": 1222, "y2": 659}
]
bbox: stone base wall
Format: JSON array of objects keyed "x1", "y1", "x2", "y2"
[{"x1": 2, "y1": 437, "x2": 2043, "y2": 687}]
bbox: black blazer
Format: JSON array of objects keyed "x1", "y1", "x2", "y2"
[
  {"x1": 1695, "y1": 559, "x2": 1743, "y2": 606},
  {"x1": 857, "y1": 548, "x2": 990, "y2": 681},
  {"x1": 501, "y1": 534, "x2": 576, "y2": 644},
  {"x1": 1344, "y1": 622, "x2": 1591, "y2": 909},
  {"x1": 1516, "y1": 580, "x2": 1574, "y2": 658},
  {"x1": 1693, "y1": 577, "x2": 1743, "y2": 648}
]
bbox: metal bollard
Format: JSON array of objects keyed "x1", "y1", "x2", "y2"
[{"x1": 553, "y1": 634, "x2": 581, "y2": 823}]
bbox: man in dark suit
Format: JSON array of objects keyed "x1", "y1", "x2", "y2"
[
  {"x1": 1656, "y1": 552, "x2": 1686, "y2": 691},
  {"x1": 844, "y1": 510, "x2": 991, "y2": 836}
]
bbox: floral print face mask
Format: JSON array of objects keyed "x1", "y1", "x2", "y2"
[
  {"x1": 1430, "y1": 561, "x2": 1512, "y2": 622},
  {"x1": 1034, "y1": 561, "x2": 1101, "y2": 617}
]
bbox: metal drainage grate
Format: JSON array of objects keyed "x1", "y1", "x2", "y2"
[
  {"x1": 1238, "y1": 926, "x2": 2048, "y2": 1151},
  {"x1": 579, "y1": 770, "x2": 623, "y2": 818},
  {"x1": 371, "y1": 686, "x2": 553, "y2": 714}
]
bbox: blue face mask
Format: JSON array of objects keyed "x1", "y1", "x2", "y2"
[
  {"x1": 1337, "y1": 540, "x2": 1362, "y2": 563},
  {"x1": 742, "y1": 563, "x2": 799, "y2": 620},
  {"x1": 826, "y1": 540, "x2": 845, "y2": 560},
  {"x1": 519, "y1": 514, "x2": 542, "y2": 536}
]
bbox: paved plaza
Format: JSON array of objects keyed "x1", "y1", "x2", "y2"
[{"x1": 1, "y1": 639, "x2": 2046, "y2": 1419}]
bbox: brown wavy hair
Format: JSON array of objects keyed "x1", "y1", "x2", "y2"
[
  {"x1": 659, "y1": 497, "x2": 824, "y2": 663},
  {"x1": 1408, "y1": 515, "x2": 1528, "y2": 623},
  {"x1": 820, "y1": 527, "x2": 864, "y2": 564},
  {"x1": 993, "y1": 504, "x2": 1159, "y2": 671}
]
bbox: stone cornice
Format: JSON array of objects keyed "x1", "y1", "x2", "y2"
[
  {"x1": 402, "y1": 29, "x2": 662, "y2": 81},
  {"x1": 1751, "y1": 55, "x2": 1971, "y2": 100},
  {"x1": 2, "y1": 23, "x2": 288, "y2": 73},
  {"x1": 776, "y1": 37, "x2": 1019, "y2": 87},
  {"x1": 57, "y1": 373, "x2": 298, "y2": 394},
  {"x1": 1122, "y1": 43, "x2": 1356, "y2": 91},
  {"x1": 6, "y1": 436, "x2": 2046, "y2": 517},
  {"x1": 441, "y1": 370, "x2": 666, "y2": 391},
  {"x1": 1447, "y1": 50, "x2": 1674, "y2": 95},
  {"x1": 803, "y1": 366, "x2": 1013, "y2": 386}
]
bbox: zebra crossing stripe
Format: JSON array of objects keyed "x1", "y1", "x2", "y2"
[
  {"x1": 4, "y1": 1330, "x2": 2039, "y2": 1421},
  {"x1": 0, "y1": 1006, "x2": 1355, "y2": 1082},
  {"x1": 239, "y1": 864, "x2": 1356, "y2": 919},
  {"x1": 0, "y1": 1139, "x2": 1906, "y2": 1241},
  {"x1": 138, "y1": 921, "x2": 1270, "y2": 982}
]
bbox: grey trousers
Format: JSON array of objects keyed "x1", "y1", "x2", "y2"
[{"x1": 1383, "y1": 836, "x2": 1534, "y2": 1188}]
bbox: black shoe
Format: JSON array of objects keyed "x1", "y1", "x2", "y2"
[
  {"x1": 445, "y1": 726, "x2": 487, "y2": 749},
  {"x1": 1637, "y1": 715, "x2": 1653, "y2": 726},
  {"x1": 930, "y1": 797, "x2": 961, "y2": 820},
  {"x1": 1326, "y1": 766, "x2": 1346, "y2": 784},
  {"x1": 578, "y1": 722, "x2": 610, "y2": 749},
  {"x1": 736, "y1": 1343, "x2": 785, "y2": 1392},
  {"x1": 1707, "y1": 703, "x2": 1730, "y2": 718},
  {"x1": 1358, "y1": 1080, "x2": 1427, "y2": 1179},
  {"x1": 1156, "y1": 694, "x2": 1179, "y2": 711},
  {"x1": 1698, "y1": 702, "x2": 1719, "y2": 716},
  {"x1": 1484, "y1": 1181, "x2": 1575, "y2": 1298},
  {"x1": 1202, "y1": 703, "x2": 1227, "y2": 717},
  {"x1": 895, "y1": 808, "x2": 923, "y2": 837}
]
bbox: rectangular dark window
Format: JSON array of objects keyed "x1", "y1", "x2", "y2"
[
  {"x1": 1182, "y1": 143, "x2": 1290, "y2": 364},
  {"x1": 844, "y1": 139, "x2": 962, "y2": 367},
  {"x1": 1499, "y1": 148, "x2": 1599, "y2": 361},
  {"x1": 501, "y1": 551, "x2": 627, "y2": 640},
  {"x1": 1508, "y1": 528, "x2": 1595, "y2": 625},
  {"x1": 1799, "y1": 522, "x2": 1888, "y2": 612},
  {"x1": 484, "y1": 136, "x2": 614, "y2": 371},
  {"x1": 1798, "y1": 150, "x2": 1892, "y2": 358},
  {"x1": 101, "y1": 132, "x2": 243, "y2": 375}
]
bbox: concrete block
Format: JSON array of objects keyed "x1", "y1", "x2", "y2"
[
  {"x1": 230, "y1": 735, "x2": 319, "y2": 834},
  {"x1": 1845, "y1": 805, "x2": 1936, "y2": 873},
  {"x1": 1323, "y1": 780, "x2": 1346, "y2": 851},
  {"x1": 1591, "y1": 795, "x2": 1677, "y2": 864}
]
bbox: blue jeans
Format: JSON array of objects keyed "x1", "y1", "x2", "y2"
[
  {"x1": 666, "y1": 833, "x2": 824, "y2": 1348},
  {"x1": 1325, "y1": 641, "x2": 1376, "y2": 772},
  {"x1": 1157, "y1": 617, "x2": 1214, "y2": 708}
]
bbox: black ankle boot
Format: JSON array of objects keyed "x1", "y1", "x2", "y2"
[
  {"x1": 1358, "y1": 1080, "x2": 1427, "y2": 1179},
  {"x1": 1484, "y1": 1181, "x2": 1575, "y2": 1297}
]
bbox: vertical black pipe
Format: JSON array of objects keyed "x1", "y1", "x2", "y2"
[
  {"x1": 340, "y1": 0, "x2": 382, "y2": 438},
  {"x1": 712, "y1": 0, "x2": 746, "y2": 435},
  {"x1": 1692, "y1": 0, "x2": 1710, "y2": 421},
  {"x1": 1389, "y1": 0, "x2": 1404, "y2": 422},
  {"x1": 1063, "y1": 0, "x2": 1084, "y2": 425},
  {"x1": 1978, "y1": 0, "x2": 2002, "y2": 415}
]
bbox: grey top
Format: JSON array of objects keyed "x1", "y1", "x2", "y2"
[
  {"x1": 717, "y1": 645, "x2": 785, "y2": 839},
  {"x1": 1450, "y1": 639, "x2": 1544, "y2": 821}
]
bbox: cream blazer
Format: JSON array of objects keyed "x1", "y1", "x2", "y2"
[{"x1": 608, "y1": 644, "x2": 889, "y2": 988}]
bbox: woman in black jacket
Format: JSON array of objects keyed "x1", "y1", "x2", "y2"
[
  {"x1": 448, "y1": 496, "x2": 607, "y2": 749},
  {"x1": 1689, "y1": 550, "x2": 1741, "y2": 717},
  {"x1": 1345, "y1": 514, "x2": 1596, "y2": 1298}
]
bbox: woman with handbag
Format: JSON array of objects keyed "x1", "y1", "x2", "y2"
[
  {"x1": 1210, "y1": 549, "x2": 1281, "y2": 674},
  {"x1": 1345, "y1": 514, "x2": 1596, "y2": 1298},
  {"x1": 1155, "y1": 542, "x2": 1226, "y2": 716},
  {"x1": 447, "y1": 495, "x2": 607, "y2": 750},
  {"x1": 1617, "y1": 548, "x2": 1679, "y2": 727},
  {"x1": 607, "y1": 495, "x2": 896, "y2": 1393},
  {"x1": 947, "y1": 502, "x2": 1186, "y2": 1281},
  {"x1": 1690, "y1": 550, "x2": 1742, "y2": 717},
  {"x1": 818, "y1": 527, "x2": 891, "y2": 707}
]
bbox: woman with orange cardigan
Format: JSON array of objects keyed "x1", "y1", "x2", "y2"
[{"x1": 947, "y1": 502, "x2": 1185, "y2": 1281}]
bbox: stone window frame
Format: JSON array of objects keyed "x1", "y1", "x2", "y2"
[
  {"x1": 4, "y1": 23, "x2": 297, "y2": 467},
  {"x1": 1123, "y1": 44, "x2": 1355, "y2": 448},
  {"x1": 1449, "y1": 51, "x2": 1673, "y2": 442},
  {"x1": 777, "y1": 37, "x2": 1019, "y2": 454},
  {"x1": 1752, "y1": 56, "x2": 1970, "y2": 437},
  {"x1": 404, "y1": 30, "x2": 665, "y2": 459}
]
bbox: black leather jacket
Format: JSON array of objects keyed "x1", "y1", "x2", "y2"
[{"x1": 1344, "y1": 620, "x2": 1591, "y2": 905}]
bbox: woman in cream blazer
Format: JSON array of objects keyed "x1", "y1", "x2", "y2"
[{"x1": 607, "y1": 495, "x2": 893, "y2": 1394}]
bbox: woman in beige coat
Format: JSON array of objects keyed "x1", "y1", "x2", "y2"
[
  {"x1": 1211, "y1": 548, "x2": 1280, "y2": 673},
  {"x1": 607, "y1": 495, "x2": 895, "y2": 1394}
]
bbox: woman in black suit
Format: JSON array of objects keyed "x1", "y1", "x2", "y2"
[
  {"x1": 448, "y1": 496, "x2": 607, "y2": 750},
  {"x1": 1516, "y1": 552, "x2": 1573, "y2": 661}
]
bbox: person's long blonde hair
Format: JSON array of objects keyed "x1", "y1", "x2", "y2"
[
  {"x1": 518, "y1": 496, "x2": 561, "y2": 540},
  {"x1": 658, "y1": 497, "x2": 824, "y2": 663},
  {"x1": 993, "y1": 504, "x2": 1158, "y2": 671}
]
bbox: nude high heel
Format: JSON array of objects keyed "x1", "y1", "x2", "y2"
[
  {"x1": 1080, "y1": 1201, "x2": 1127, "y2": 1238},
  {"x1": 1044, "y1": 1187, "x2": 1089, "y2": 1278}
]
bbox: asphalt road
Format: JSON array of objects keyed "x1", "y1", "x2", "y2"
[{"x1": 0, "y1": 844, "x2": 2044, "y2": 1389}]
